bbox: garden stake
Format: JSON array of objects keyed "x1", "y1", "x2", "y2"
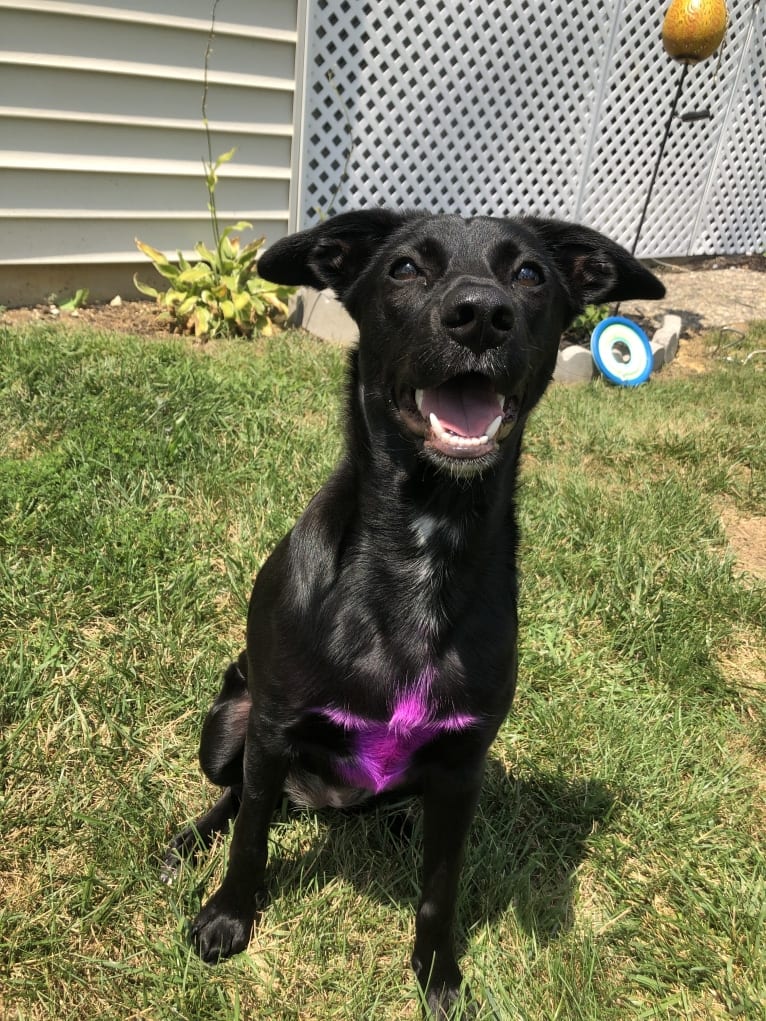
[
  {"x1": 628, "y1": 62, "x2": 690, "y2": 258},
  {"x1": 613, "y1": 0, "x2": 730, "y2": 317}
]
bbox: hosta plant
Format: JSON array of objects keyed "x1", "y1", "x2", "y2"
[{"x1": 134, "y1": 225, "x2": 293, "y2": 340}]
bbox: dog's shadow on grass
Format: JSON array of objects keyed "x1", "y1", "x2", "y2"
[
  {"x1": 264, "y1": 757, "x2": 615, "y2": 948},
  {"x1": 461, "y1": 760, "x2": 615, "y2": 943}
]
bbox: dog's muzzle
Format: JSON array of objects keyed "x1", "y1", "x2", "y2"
[{"x1": 396, "y1": 373, "x2": 519, "y2": 463}]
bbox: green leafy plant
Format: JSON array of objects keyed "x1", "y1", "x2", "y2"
[
  {"x1": 563, "y1": 303, "x2": 610, "y2": 344},
  {"x1": 133, "y1": 2, "x2": 294, "y2": 340},
  {"x1": 134, "y1": 225, "x2": 292, "y2": 339},
  {"x1": 134, "y1": 172, "x2": 292, "y2": 337},
  {"x1": 43, "y1": 288, "x2": 90, "y2": 315},
  {"x1": 59, "y1": 288, "x2": 90, "y2": 313}
]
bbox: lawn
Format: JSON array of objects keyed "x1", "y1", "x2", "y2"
[{"x1": 1, "y1": 321, "x2": 764, "y2": 1020}]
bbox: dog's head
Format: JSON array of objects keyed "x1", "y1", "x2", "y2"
[{"x1": 259, "y1": 211, "x2": 664, "y2": 477}]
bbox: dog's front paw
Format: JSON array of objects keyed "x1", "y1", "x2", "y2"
[
  {"x1": 190, "y1": 889, "x2": 255, "y2": 963},
  {"x1": 413, "y1": 953, "x2": 476, "y2": 1020},
  {"x1": 424, "y1": 984, "x2": 477, "y2": 1021}
]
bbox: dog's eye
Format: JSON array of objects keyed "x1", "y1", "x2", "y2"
[
  {"x1": 390, "y1": 258, "x2": 421, "y2": 281},
  {"x1": 514, "y1": 264, "x2": 543, "y2": 287}
]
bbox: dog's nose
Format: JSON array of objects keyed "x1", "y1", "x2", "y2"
[{"x1": 440, "y1": 282, "x2": 514, "y2": 352}]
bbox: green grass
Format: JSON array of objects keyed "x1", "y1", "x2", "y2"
[{"x1": 1, "y1": 321, "x2": 764, "y2": 1021}]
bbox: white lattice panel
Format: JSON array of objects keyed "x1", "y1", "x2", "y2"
[
  {"x1": 299, "y1": 0, "x2": 766, "y2": 257},
  {"x1": 692, "y1": 1, "x2": 766, "y2": 253},
  {"x1": 577, "y1": 0, "x2": 764, "y2": 256}
]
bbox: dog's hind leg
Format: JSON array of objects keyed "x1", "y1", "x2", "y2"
[
  {"x1": 198, "y1": 653, "x2": 251, "y2": 788},
  {"x1": 160, "y1": 654, "x2": 251, "y2": 883}
]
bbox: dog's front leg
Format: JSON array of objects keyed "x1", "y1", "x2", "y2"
[
  {"x1": 412, "y1": 763, "x2": 483, "y2": 1018},
  {"x1": 190, "y1": 725, "x2": 288, "y2": 964}
]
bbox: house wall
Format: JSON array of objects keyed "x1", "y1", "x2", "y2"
[
  {"x1": 1, "y1": 0, "x2": 764, "y2": 308},
  {"x1": 0, "y1": 0, "x2": 305, "y2": 305}
]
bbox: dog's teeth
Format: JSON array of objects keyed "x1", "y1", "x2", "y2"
[
  {"x1": 496, "y1": 393, "x2": 506, "y2": 412},
  {"x1": 415, "y1": 389, "x2": 424, "y2": 413},
  {"x1": 428, "y1": 412, "x2": 492, "y2": 449},
  {"x1": 485, "y1": 415, "x2": 502, "y2": 440}
]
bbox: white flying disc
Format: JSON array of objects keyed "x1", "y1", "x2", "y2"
[{"x1": 590, "y1": 316, "x2": 653, "y2": 387}]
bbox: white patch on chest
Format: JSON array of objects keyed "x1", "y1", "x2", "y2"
[
  {"x1": 407, "y1": 514, "x2": 467, "y2": 635},
  {"x1": 412, "y1": 513, "x2": 438, "y2": 548},
  {"x1": 411, "y1": 513, "x2": 464, "y2": 551}
]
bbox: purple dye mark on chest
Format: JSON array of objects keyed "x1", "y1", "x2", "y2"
[{"x1": 319, "y1": 667, "x2": 478, "y2": 794}]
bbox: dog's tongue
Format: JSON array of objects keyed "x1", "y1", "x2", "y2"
[{"x1": 419, "y1": 376, "x2": 501, "y2": 437}]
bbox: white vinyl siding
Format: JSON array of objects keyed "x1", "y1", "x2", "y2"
[{"x1": 0, "y1": 0, "x2": 302, "y2": 268}]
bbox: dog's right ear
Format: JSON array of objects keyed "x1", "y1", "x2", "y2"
[{"x1": 257, "y1": 209, "x2": 409, "y2": 299}]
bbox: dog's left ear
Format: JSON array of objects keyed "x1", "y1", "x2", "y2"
[
  {"x1": 524, "y1": 218, "x2": 665, "y2": 306},
  {"x1": 257, "y1": 209, "x2": 411, "y2": 299}
]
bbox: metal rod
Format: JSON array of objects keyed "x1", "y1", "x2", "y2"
[
  {"x1": 629, "y1": 62, "x2": 691, "y2": 256},
  {"x1": 613, "y1": 62, "x2": 690, "y2": 318}
]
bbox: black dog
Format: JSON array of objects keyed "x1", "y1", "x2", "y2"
[{"x1": 164, "y1": 210, "x2": 664, "y2": 1016}]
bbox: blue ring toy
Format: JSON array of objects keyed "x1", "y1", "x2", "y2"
[{"x1": 590, "y1": 316, "x2": 653, "y2": 387}]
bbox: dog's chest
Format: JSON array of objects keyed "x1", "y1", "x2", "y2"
[
  {"x1": 402, "y1": 512, "x2": 469, "y2": 626},
  {"x1": 307, "y1": 670, "x2": 477, "y2": 794}
]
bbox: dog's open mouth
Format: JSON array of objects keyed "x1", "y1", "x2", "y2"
[{"x1": 397, "y1": 373, "x2": 519, "y2": 460}]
